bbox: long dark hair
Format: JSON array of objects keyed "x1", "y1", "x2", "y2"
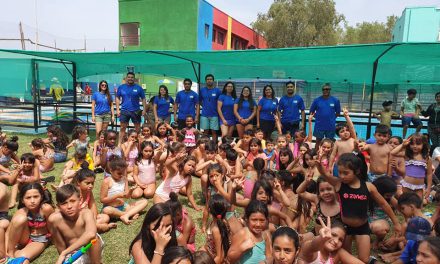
[
  {"x1": 129, "y1": 203, "x2": 178, "y2": 261},
  {"x1": 98, "y1": 80, "x2": 112, "y2": 106},
  {"x1": 251, "y1": 180, "x2": 273, "y2": 205},
  {"x1": 237, "y1": 86, "x2": 255, "y2": 110},
  {"x1": 136, "y1": 141, "x2": 155, "y2": 165},
  {"x1": 161, "y1": 246, "x2": 194, "y2": 264},
  {"x1": 3, "y1": 136, "x2": 19, "y2": 151},
  {"x1": 222, "y1": 82, "x2": 237, "y2": 99},
  {"x1": 370, "y1": 176, "x2": 396, "y2": 215},
  {"x1": 209, "y1": 194, "x2": 231, "y2": 256},
  {"x1": 47, "y1": 125, "x2": 69, "y2": 148},
  {"x1": 337, "y1": 152, "x2": 368, "y2": 182},
  {"x1": 158, "y1": 85, "x2": 169, "y2": 99},
  {"x1": 263, "y1": 84, "x2": 276, "y2": 100},
  {"x1": 18, "y1": 183, "x2": 52, "y2": 209},
  {"x1": 278, "y1": 147, "x2": 293, "y2": 170},
  {"x1": 405, "y1": 133, "x2": 430, "y2": 159}
]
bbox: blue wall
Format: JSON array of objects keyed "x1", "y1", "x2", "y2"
[
  {"x1": 197, "y1": 0, "x2": 213, "y2": 51},
  {"x1": 392, "y1": 7, "x2": 440, "y2": 42}
]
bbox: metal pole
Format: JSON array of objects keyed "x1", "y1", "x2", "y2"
[
  {"x1": 73, "y1": 63, "x2": 77, "y2": 122},
  {"x1": 31, "y1": 59, "x2": 38, "y2": 132}
]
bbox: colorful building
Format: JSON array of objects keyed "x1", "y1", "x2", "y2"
[
  {"x1": 392, "y1": 6, "x2": 440, "y2": 42},
  {"x1": 118, "y1": 0, "x2": 267, "y2": 51}
]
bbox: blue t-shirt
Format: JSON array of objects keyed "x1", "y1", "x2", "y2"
[
  {"x1": 154, "y1": 96, "x2": 174, "y2": 118},
  {"x1": 278, "y1": 94, "x2": 305, "y2": 123},
  {"x1": 92, "y1": 91, "x2": 111, "y2": 115},
  {"x1": 199, "y1": 87, "x2": 221, "y2": 117},
  {"x1": 175, "y1": 90, "x2": 199, "y2": 120},
  {"x1": 258, "y1": 97, "x2": 279, "y2": 121},
  {"x1": 218, "y1": 94, "x2": 236, "y2": 121},
  {"x1": 309, "y1": 96, "x2": 341, "y2": 131},
  {"x1": 235, "y1": 98, "x2": 256, "y2": 119},
  {"x1": 400, "y1": 240, "x2": 418, "y2": 264},
  {"x1": 116, "y1": 84, "x2": 145, "y2": 112}
]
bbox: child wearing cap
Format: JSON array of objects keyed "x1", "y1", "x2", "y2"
[
  {"x1": 374, "y1": 100, "x2": 400, "y2": 128},
  {"x1": 395, "y1": 216, "x2": 432, "y2": 264}
]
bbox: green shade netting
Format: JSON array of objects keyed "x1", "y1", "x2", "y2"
[{"x1": 1, "y1": 42, "x2": 440, "y2": 85}]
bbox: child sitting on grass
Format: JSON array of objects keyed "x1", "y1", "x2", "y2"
[{"x1": 30, "y1": 138, "x2": 54, "y2": 173}]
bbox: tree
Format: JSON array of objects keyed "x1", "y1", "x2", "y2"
[
  {"x1": 251, "y1": 0, "x2": 345, "y2": 48},
  {"x1": 341, "y1": 16, "x2": 398, "y2": 44}
]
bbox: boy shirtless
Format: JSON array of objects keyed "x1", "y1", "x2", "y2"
[
  {"x1": 329, "y1": 107, "x2": 357, "y2": 175},
  {"x1": 233, "y1": 130, "x2": 253, "y2": 156},
  {"x1": 359, "y1": 124, "x2": 392, "y2": 182},
  {"x1": 49, "y1": 184, "x2": 102, "y2": 264}
]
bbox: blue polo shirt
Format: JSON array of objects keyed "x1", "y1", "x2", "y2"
[
  {"x1": 199, "y1": 87, "x2": 221, "y2": 117},
  {"x1": 116, "y1": 84, "x2": 145, "y2": 112},
  {"x1": 154, "y1": 96, "x2": 174, "y2": 118},
  {"x1": 400, "y1": 240, "x2": 418, "y2": 264},
  {"x1": 175, "y1": 90, "x2": 199, "y2": 120},
  {"x1": 258, "y1": 97, "x2": 278, "y2": 121},
  {"x1": 92, "y1": 91, "x2": 111, "y2": 115},
  {"x1": 218, "y1": 94, "x2": 236, "y2": 120},
  {"x1": 235, "y1": 98, "x2": 256, "y2": 119},
  {"x1": 310, "y1": 96, "x2": 341, "y2": 131},
  {"x1": 278, "y1": 94, "x2": 305, "y2": 123}
]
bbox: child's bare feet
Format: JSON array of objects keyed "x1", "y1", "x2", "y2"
[
  {"x1": 132, "y1": 213, "x2": 140, "y2": 220},
  {"x1": 120, "y1": 215, "x2": 133, "y2": 225}
]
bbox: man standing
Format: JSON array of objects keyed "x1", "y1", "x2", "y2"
[
  {"x1": 49, "y1": 77, "x2": 64, "y2": 112},
  {"x1": 115, "y1": 72, "x2": 147, "y2": 144},
  {"x1": 278, "y1": 81, "x2": 305, "y2": 135},
  {"x1": 174, "y1": 78, "x2": 199, "y2": 129},
  {"x1": 309, "y1": 83, "x2": 341, "y2": 148},
  {"x1": 199, "y1": 74, "x2": 221, "y2": 142}
]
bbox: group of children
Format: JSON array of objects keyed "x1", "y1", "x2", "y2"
[{"x1": 0, "y1": 103, "x2": 439, "y2": 264}]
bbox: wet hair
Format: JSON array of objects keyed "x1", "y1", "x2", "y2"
[
  {"x1": 225, "y1": 148, "x2": 238, "y2": 161},
  {"x1": 123, "y1": 129, "x2": 138, "y2": 143},
  {"x1": 208, "y1": 194, "x2": 231, "y2": 256},
  {"x1": 294, "y1": 130, "x2": 307, "y2": 140},
  {"x1": 56, "y1": 184, "x2": 80, "y2": 204},
  {"x1": 47, "y1": 125, "x2": 69, "y2": 148},
  {"x1": 272, "y1": 226, "x2": 300, "y2": 251},
  {"x1": 320, "y1": 138, "x2": 334, "y2": 148},
  {"x1": 375, "y1": 124, "x2": 391, "y2": 135},
  {"x1": 18, "y1": 183, "x2": 52, "y2": 209},
  {"x1": 253, "y1": 158, "x2": 266, "y2": 179},
  {"x1": 3, "y1": 135, "x2": 19, "y2": 151},
  {"x1": 161, "y1": 246, "x2": 194, "y2": 264},
  {"x1": 251, "y1": 180, "x2": 273, "y2": 205},
  {"x1": 277, "y1": 170, "x2": 294, "y2": 188},
  {"x1": 316, "y1": 176, "x2": 334, "y2": 196},
  {"x1": 221, "y1": 136, "x2": 235, "y2": 145},
  {"x1": 204, "y1": 140, "x2": 218, "y2": 153},
  {"x1": 158, "y1": 84, "x2": 170, "y2": 99},
  {"x1": 407, "y1": 89, "x2": 417, "y2": 95},
  {"x1": 262, "y1": 84, "x2": 276, "y2": 99},
  {"x1": 30, "y1": 138, "x2": 45, "y2": 149},
  {"x1": 245, "y1": 200, "x2": 269, "y2": 220},
  {"x1": 420, "y1": 237, "x2": 440, "y2": 260},
  {"x1": 222, "y1": 81, "x2": 237, "y2": 99},
  {"x1": 178, "y1": 156, "x2": 197, "y2": 175},
  {"x1": 72, "y1": 162, "x2": 95, "y2": 185},
  {"x1": 137, "y1": 141, "x2": 155, "y2": 165},
  {"x1": 388, "y1": 136, "x2": 403, "y2": 144},
  {"x1": 302, "y1": 149, "x2": 317, "y2": 169},
  {"x1": 141, "y1": 123, "x2": 154, "y2": 133},
  {"x1": 244, "y1": 129, "x2": 254, "y2": 137},
  {"x1": 337, "y1": 152, "x2": 368, "y2": 182},
  {"x1": 370, "y1": 176, "x2": 396, "y2": 215},
  {"x1": 166, "y1": 142, "x2": 186, "y2": 159},
  {"x1": 254, "y1": 128, "x2": 264, "y2": 135},
  {"x1": 108, "y1": 155, "x2": 128, "y2": 171},
  {"x1": 129, "y1": 203, "x2": 178, "y2": 261},
  {"x1": 165, "y1": 192, "x2": 182, "y2": 220},
  {"x1": 98, "y1": 80, "x2": 112, "y2": 106},
  {"x1": 247, "y1": 138, "x2": 262, "y2": 154},
  {"x1": 335, "y1": 122, "x2": 349, "y2": 135},
  {"x1": 196, "y1": 135, "x2": 210, "y2": 147},
  {"x1": 20, "y1": 153, "x2": 36, "y2": 164},
  {"x1": 156, "y1": 122, "x2": 170, "y2": 137},
  {"x1": 72, "y1": 125, "x2": 87, "y2": 141},
  {"x1": 331, "y1": 220, "x2": 347, "y2": 235},
  {"x1": 405, "y1": 133, "x2": 430, "y2": 159},
  {"x1": 266, "y1": 139, "x2": 275, "y2": 146},
  {"x1": 278, "y1": 147, "x2": 293, "y2": 170},
  {"x1": 73, "y1": 147, "x2": 88, "y2": 161},
  {"x1": 193, "y1": 251, "x2": 215, "y2": 264},
  {"x1": 237, "y1": 86, "x2": 255, "y2": 110},
  {"x1": 398, "y1": 192, "x2": 422, "y2": 209}
]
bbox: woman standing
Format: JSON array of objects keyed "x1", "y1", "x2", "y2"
[
  {"x1": 92, "y1": 80, "x2": 114, "y2": 139},
  {"x1": 234, "y1": 86, "x2": 257, "y2": 138},
  {"x1": 257, "y1": 85, "x2": 279, "y2": 140},
  {"x1": 153, "y1": 85, "x2": 175, "y2": 124},
  {"x1": 422, "y1": 92, "x2": 440, "y2": 153},
  {"x1": 217, "y1": 82, "x2": 237, "y2": 137}
]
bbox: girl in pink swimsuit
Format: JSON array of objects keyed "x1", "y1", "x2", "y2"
[{"x1": 121, "y1": 129, "x2": 139, "y2": 184}]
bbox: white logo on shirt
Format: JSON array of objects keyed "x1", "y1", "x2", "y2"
[
  {"x1": 330, "y1": 103, "x2": 334, "y2": 107},
  {"x1": 293, "y1": 100, "x2": 298, "y2": 103},
  {"x1": 212, "y1": 94, "x2": 216, "y2": 96},
  {"x1": 133, "y1": 90, "x2": 137, "y2": 92},
  {"x1": 272, "y1": 102, "x2": 276, "y2": 105},
  {"x1": 190, "y1": 96, "x2": 194, "y2": 98}
]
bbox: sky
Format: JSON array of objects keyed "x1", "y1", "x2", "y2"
[{"x1": 0, "y1": 0, "x2": 439, "y2": 51}]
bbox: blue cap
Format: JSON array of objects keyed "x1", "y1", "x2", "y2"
[
  {"x1": 366, "y1": 138, "x2": 376, "y2": 144},
  {"x1": 405, "y1": 216, "x2": 431, "y2": 241}
]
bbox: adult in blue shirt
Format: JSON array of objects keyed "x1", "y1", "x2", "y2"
[
  {"x1": 115, "y1": 72, "x2": 147, "y2": 144},
  {"x1": 217, "y1": 81, "x2": 237, "y2": 137},
  {"x1": 153, "y1": 85, "x2": 175, "y2": 124},
  {"x1": 199, "y1": 74, "x2": 221, "y2": 142},
  {"x1": 278, "y1": 81, "x2": 306, "y2": 135},
  {"x1": 234, "y1": 86, "x2": 257, "y2": 138},
  {"x1": 91, "y1": 80, "x2": 114, "y2": 139},
  {"x1": 257, "y1": 85, "x2": 279, "y2": 140},
  {"x1": 174, "y1": 78, "x2": 199, "y2": 129},
  {"x1": 309, "y1": 83, "x2": 341, "y2": 148}
]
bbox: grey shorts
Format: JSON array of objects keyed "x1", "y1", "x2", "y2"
[
  {"x1": 95, "y1": 113, "x2": 111, "y2": 123},
  {"x1": 200, "y1": 116, "x2": 219, "y2": 130}
]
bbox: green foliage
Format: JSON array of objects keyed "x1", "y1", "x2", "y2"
[{"x1": 341, "y1": 16, "x2": 398, "y2": 44}]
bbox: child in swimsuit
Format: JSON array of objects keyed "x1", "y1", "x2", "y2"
[
  {"x1": 57, "y1": 147, "x2": 93, "y2": 188},
  {"x1": 0, "y1": 136, "x2": 19, "y2": 178},
  {"x1": 92, "y1": 130, "x2": 105, "y2": 168},
  {"x1": 138, "y1": 123, "x2": 165, "y2": 149},
  {"x1": 121, "y1": 129, "x2": 139, "y2": 184},
  {"x1": 100, "y1": 130, "x2": 123, "y2": 178},
  {"x1": 177, "y1": 115, "x2": 200, "y2": 154},
  {"x1": 7, "y1": 183, "x2": 54, "y2": 262},
  {"x1": 30, "y1": 138, "x2": 54, "y2": 173},
  {"x1": 271, "y1": 227, "x2": 301, "y2": 264}
]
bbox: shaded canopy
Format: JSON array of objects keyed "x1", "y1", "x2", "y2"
[{"x1": 1, "y1": 42, "x2": 440, "y2": 85}]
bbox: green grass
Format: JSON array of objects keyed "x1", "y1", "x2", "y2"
[{"x1": 9, "y1": 133, "x2": 206, "y2": 264}]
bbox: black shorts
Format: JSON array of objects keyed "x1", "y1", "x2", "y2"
[
  {"x1": 119, "y1": 110, "x2": 141, "y2": 124},
  {"x1": 282, "y1": 121, "x2": 300, "y2": 135},
  {"x1": 259, "y1": 119, "x2": 275, "y2": 138},
  {"x1": 346, "y1": 221, "x2": 371, "y2": 235}
]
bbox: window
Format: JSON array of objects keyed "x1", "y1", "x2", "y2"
[
  {"x1": 204, "y1": 24, "x2": 210, "y2": 39},
  {"x1": 217, "y1": 31, "x2": 225, "y2": 45},
  {"x1": 120, "y1": 23, "x2": 140, "y2": 46},
  {"x1": 212, "y1": 29, "x2": 216, "y2": 42},
  {"x1": 232, "y1": 35, "x2": 248, "y2": 50}
]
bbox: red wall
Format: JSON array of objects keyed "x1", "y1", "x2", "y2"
[{"x1": 212, "y1": 8, "x2": 228, "y2": 50}]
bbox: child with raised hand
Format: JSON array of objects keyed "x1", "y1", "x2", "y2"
[
  {"x1": 30, "y1": 138, "x2": 54, "y2": 173},
  {"x1": 57, "y1": 147, "x2": 93, "y2": 188},
  {"x1": 48, "y1": 184, "x2": 103, "y2": 264},
  {"x1": 100, "y1": 130, "x2": 123, "y2": 178},
  {"x1": 129, "y1": 203, "x2": 178, "y2": 264},
  {"x1": 234, "y1": 129, "x2": 253, "y2": 157},
  {"x1": 139, "y1": 123, "x2": 165, "y2": 148},
  {"x1": 202, "y1": 194, "x2": 233, "y2": 264},
  {"x1": 132, "y1": 141, "x2": 164, "y2": 199},
  {"x1": 7, "y1": 183, "x2": 54, "y2": 262},
  {"x1": 316, "y1": 152, "x2": 401, "y2": 263},
  {"x1": 92, "y1": 130, "x2": 105, "y2": 168},
  {"x1": 154, "y1": 155, "x2": 201, "y2": 211},
  {"x1": 244, "y1": 138, "x2": 267, "y2": 170},
  {"x1": 9, "y1": 153, "x2": 41, "y2": 208},
  {"x1": 176, "y1": 115, "x2": 200, "y2": 154},
  {"x1": 390, "y1": 133, "x2": 433, "y2": 201},
  {"x1": 44, "y1": 125, "x2": 69, "y2": 163},
  {"x1": 100, "y1": 155, "x2": 148, "y2": 225},
  {"x1": 121, "y1": 128, "x2": 139, "y2": 184},
  {"x1": 318, "y1": 139, "x2": 334, "y2": 170},
  {"x1": 156, "y1": 122, "x2": 176, "y2": 143},
  {"x1": 66, "y1": 125, "x2": 90, "y2": 151},
  {"x1": 271, "y1": 226, "x2": 300, "y2": 264},
  {"x1": 72, "y1": 164, "x2": 116, "y2": 232},
  {"x1": 387, "y1": 136, "x2": 405, "y2": 195},
  {"x1": 374, "y1": 100, "x2": 400, "y2": 128},
  {"x1": 299, "y1": 217, "x2": 365, "y2": 264},
  {"x1": 227, "y1": 200, "x2": 272, "y2": 264},
  {"x1": 165, "y1": 192, "x2": 196, "y2": 253},
  {"x1": 329, "y1": 107, "x2": 357, "y2": 176}
]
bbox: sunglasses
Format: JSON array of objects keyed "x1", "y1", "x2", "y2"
[
  {"x1": 101, "y1": 84, "x2": 108, "y2": 87},
  {"x1": 322, "y1": 88, "x2": 331, "y2": 91}
]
